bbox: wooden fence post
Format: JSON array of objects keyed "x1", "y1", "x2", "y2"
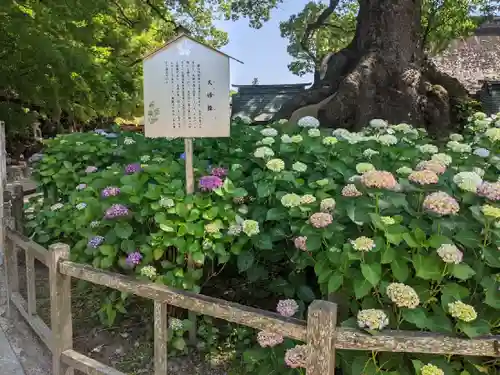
[
  {"x1": 4, "y1": 231, "x2": 18, "y2": 318},
  {"x1": 154, "y1": 301, "x2": 168, "y2": 375},
  {"x1": 49, "y1": 243, "x2": 74, "y2": 375},
  {"x1": 306, "y1": 300, "x2": 337, "y2": 375},
  {"x1": 10, "y1": 183, "x2": 23, "y2": 233}
]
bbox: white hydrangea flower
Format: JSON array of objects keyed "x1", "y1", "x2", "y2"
[
  {"x1": 485, "y1": 128, "x2": 500, "y2": 142},
  {"x1": 473, "y1": 148, "x2": 490, "y2": 158},
  {"x1": 254, "y1": 146, "x2": 274, "y2": 159},
  {"x1": 391, "y1": 123, "x2": 414, "y2": 133},
  {"x1": 447, "y1": 141, "x2": 472, "y2": 153},
  {"x1": 449, "y1": 133, "x2": 464, "y2": 142},
  {"x1": 322, "y1": 136, "x2": 338, "y2": 146},
  {"x1": 453, "y1": 171, "x2": 483, "y2": 193},
  {"x1": 292, "y1": 161, "x2": 308, "y2": 172},
  {"x1": 278, "y1": 119, "x2": 288, "y2": 125},
  {"x1": 234, "y1": 115, "x2": 252, "y2": 124},
  {"x1": 418, "y1": 144, "x2": 439, "y2": 154},
  {"x1": 377, "y1": 134, "x2": 398, "y2": 146},
  {"x1": 261, "y1": 137, "x2": 275, "y2": 145},
  {"x1": 281, "y1": 134, "x2": 293, "y2": 144},
  {"x1": 356, "y1": 163, "x2": 375, "y2": 173},
  {"x1": 124, "y1": 137, "x2": 136, "y2": 145},
  {"x1": 308, "y1": 128, "x2": 321, "y2": 137},
  {"x1": 297, "y1": 116, "x2": 320, "y2": 128},
  {"x1": 357, "y1": 309, "x2": 389, "y2": 330},
  {"x1": 369, "y1": 119, "x2": 388, "y2": 129},
  {"x1": 363, "y1": 149, "x2": 379, "y2": 158},
  {"x1": 472, "y1": 167, "x2": 485, "y2": 178},
  {"x1": 261, "y1": 128, "x2": 278, "y2": 137},
  {"x1": 266, "y1": 159, "x2": 285, "y2": 172},
  {"x1": 291, "y1": 135, "x2": 303, "y2": 143},
  {"x1": 475, "y1": 119, "x2": 492, "y2": 129},
  {"x1": 50, "y1": 203, "x2": 64, "y2": 211},
  {"x1": 242, "y1": 220, "x2": 260, "y2": 236},
  {"x1": 332, "y1": 128, "x2": 351, "y2": 139},
  {"x1": 431, "y1": 153, "x2": 453, "y2": 166}
]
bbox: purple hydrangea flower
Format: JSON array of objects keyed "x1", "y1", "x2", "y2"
[
  {"x1": 210, "y1": 167, "x2": 227, "y2": 178},
  {"x1": 199, "y1": 175, "x2": 223, "y2": 191},
  {"x1": 85, "y1": 166, "x2": 98, "y2": 173},
  {"x1": 88, "y1": 236, "x2": 104, "y2": 248},
  {"x1": 76, "y1": 183, "x2": 87, "y2": 190},
  {"x1": 126, "y1": 251, "x2": 142, "y2": 266},
  {"x1": 180, "y1": 153, "x2": 186, "y2": 160},
  {"x1": 104, "y1": 204, "x2": 130, "y2": 219},
  {"x1": 125, "y1": 163, "x2": 141, "y2": 174},
  {"x1": 101, "y1": 186, "x2": 120, "y2": 198},
  {"x1": 105, "y1": 133, "x2": 118, "y2": 139}
]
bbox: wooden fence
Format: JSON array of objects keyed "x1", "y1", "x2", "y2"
[{"x1": 2, "y1": 185, "x2": 500, "y2": 375}]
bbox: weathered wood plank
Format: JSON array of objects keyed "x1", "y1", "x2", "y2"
[
  {"x1": 49, "y1": 244, "x2": 74, "y2": 375},
  {"x1": 184, "y1": 138, "x2": 197, "y2": 344},
  {"x1": 154, "y1": 301, "x2": 168, "y2": 375},
  {"x1": 9, "y1": 183, "x2": 24, "y2": 231},
  {"x1": 25, "y1": 250, "x2": 36, "y2": 315},
  {"x1": 59, "y1": 261, "x2": 307, "y2": 341},
  {"x1": 5, "y1": 239, "x2": 19, "y2": 318},
  {"x1": 335, "y1": 328, "x2": 500, "y2": 357},
  {"x1": 6, "y1": 228, "x2": 49, "y2": 265},
  {"x1": 61, "y1": 349, "x2": 126, "y2": 375},
  {"x1": 59, "y1": 261, "x2": 500, "y2": 357},
  {"x1": 11, "y1": 292, "x2": 52, "y2": 349},
  {"x1": 306, "y1": 300, "x2": 337, "y2": 375}
]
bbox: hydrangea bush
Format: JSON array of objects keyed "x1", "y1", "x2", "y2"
[{"x1": 27, "y1": 114, "x2": 500, "y2": 375}]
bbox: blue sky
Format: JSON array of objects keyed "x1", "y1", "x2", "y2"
[{"x1": 213, "y1": 0, "x2": 316, "y2": 86}]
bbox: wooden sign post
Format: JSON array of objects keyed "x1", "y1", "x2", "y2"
[
  {"x1": 142, "y1": 33, "x2": 242, "y2": 345},
  {"x1": 0, "y1": 121, "x2": 6, "y2": 268}
]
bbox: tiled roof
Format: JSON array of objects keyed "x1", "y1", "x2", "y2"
[
  {"x1": 432, "y1": 19, "x2": 500, "y2": 93},
  {"x1": 231, "y1": 84, "x2": 311, "y2": 123}
]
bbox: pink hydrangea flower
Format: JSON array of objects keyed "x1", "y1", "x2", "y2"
[
  {"x1": 360, "y1": 170, "x2": 397, "y2": 190},
  {"x1": 210, "y1": 167, "x2": 228, "y2": 178},
  {"x1": 276, "y1": 299, "x2": 299, "y2": 317},
  {"x1": 423, "y1": 191, "x2": 460, "y2": 216},
  {"x1": 408, "y1": 170, "x2": 439, "y2": 185},
  {"x1": 284, "y1": 345, "x2": 308, "y2": 369},
  {"x1": 294, "y1": 236, "x2": 308, "y2": 251},
  {"x1": 256, "y1": 331, "x2": 284, "y2": 348},
  {"x1": 199, "y1": 175, "x2": 223, "y2": 191},
  {"x1": 342, "y1": 184, "x2": 363, "y2": 197},
  {"x1": 309, "y1": 212, "x2": 333, "y2": 228},
  {"x1": 416, "y1": 160, "x2": 446, "y2": 175},
  {"x1": 477, "y1": 182, "x2": 500, "y2": 201}
]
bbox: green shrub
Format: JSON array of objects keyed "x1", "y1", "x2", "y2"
[{"x1": 27, "y1": 115, "x2": 500, "y2": 375}]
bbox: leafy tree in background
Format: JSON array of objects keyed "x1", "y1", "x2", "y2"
[
  {"x1": 275, "y1": 0, "x2": 500, "y2": 135},
  {"x1": 280, "y1": 0, "x2": 357, "y2": 84},
  {"x1": 0, "y1": 0, "x2": 283, "y2": 156}
]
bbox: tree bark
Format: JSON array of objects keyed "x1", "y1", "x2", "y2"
[{"x1": 275, "y1": 0, "x2": 469, "y2": 136}]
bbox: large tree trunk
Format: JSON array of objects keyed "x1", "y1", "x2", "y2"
[{"x1": 275, "y1": 0, "x2": 468, "y2": 136}]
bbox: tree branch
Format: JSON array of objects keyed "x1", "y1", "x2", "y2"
[
  {"x1": 143, "y1": 0, "x2": 177, "y2": 27},
  {"x1": 422, "y1": 0, "x2": 439, "y2": 51},
  {"x1": 300, "y1": 0, "x2": 341, "y2": 63},
  {"x1": 111, "y1": 0, "x2": 137, "y2": 28}
]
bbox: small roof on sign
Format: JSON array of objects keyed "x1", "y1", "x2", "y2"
[{"x1": 142, "y1": 33, "x2": 244, "y2": 64}]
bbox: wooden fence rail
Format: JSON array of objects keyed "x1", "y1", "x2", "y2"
[{"x1": 2, "y1": 184, "x2": 500, "y2": 375}]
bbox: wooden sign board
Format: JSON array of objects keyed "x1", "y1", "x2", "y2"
[{"x1": 143, "y1": 34, "x2": 238, "y2": 138}]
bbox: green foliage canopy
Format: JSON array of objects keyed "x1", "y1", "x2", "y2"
[{"x1": 0, "y1": 0, "x2": 281, "y2": 141}]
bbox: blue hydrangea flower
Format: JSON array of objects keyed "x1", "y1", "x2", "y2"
[{"x1": 88, "y1": 236, "x2": 104, "y2": 248}]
